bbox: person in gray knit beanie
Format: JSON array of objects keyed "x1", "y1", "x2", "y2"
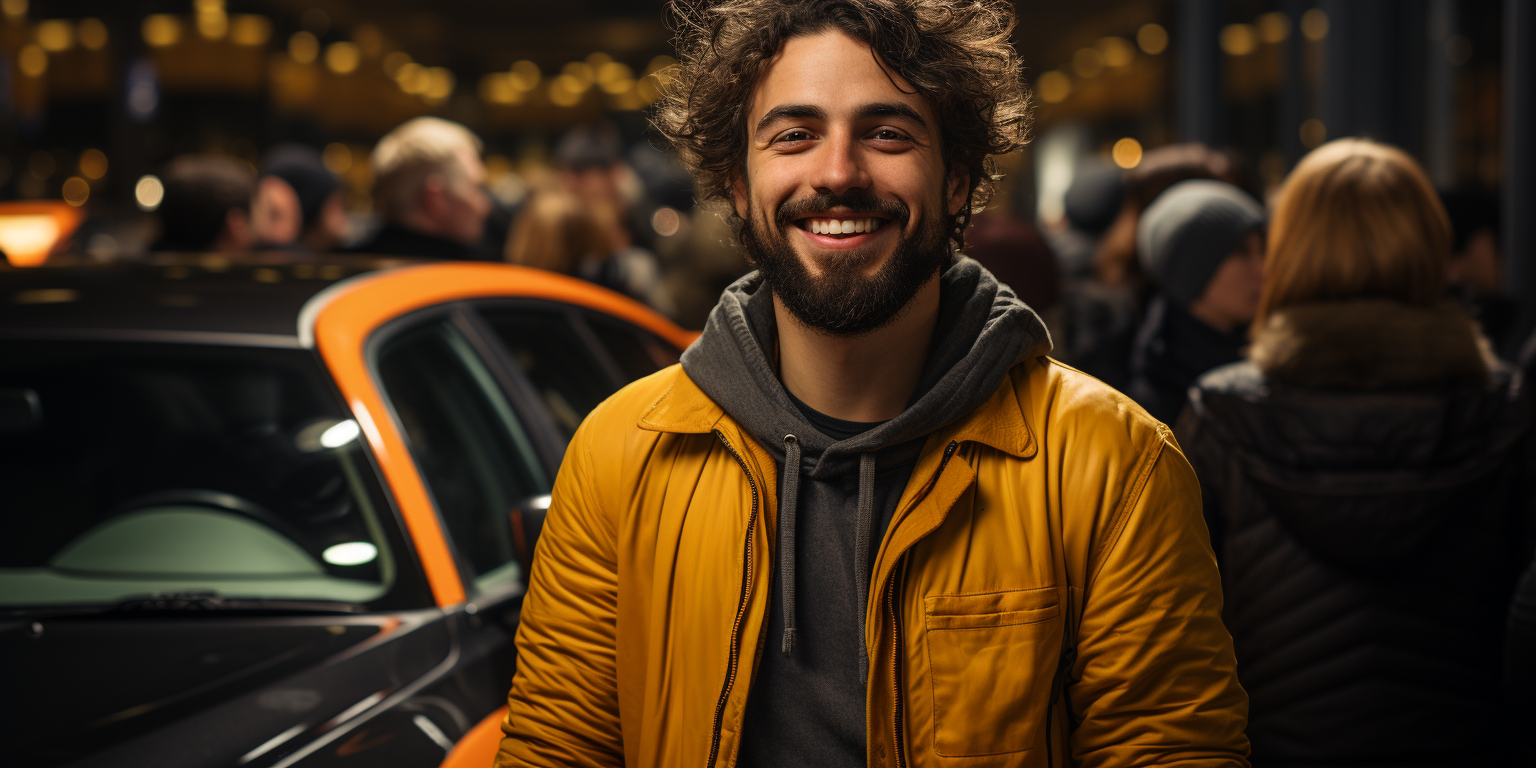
[{"x1": 1127, "y1": 179, "x2": 1267, "y2": 422}]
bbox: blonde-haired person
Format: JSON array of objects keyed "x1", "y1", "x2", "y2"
[
  {"x1": 349, "y1": 117, "x2": 493, "y2": 260},
  {"x1": 1177, "y1": 138, "x2": 1532, "y2": 766}
]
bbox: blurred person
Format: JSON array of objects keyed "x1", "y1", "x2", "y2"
[
  {"x1": 507, "y1": 188, "x2": 677, "y2": 316},
  {"x1": 1049, "y1": 163, "x2": 1123, "y2": 280},
  {"x1": 250, "y1": 144, "x2": 350, "y2": 253},
  {"x1": 150, "y1": 155, "x2": 256, "y2": 253},
  {"x1": 1061, "y1": 143, "x2": 1231, "y2": 389},
  {"x1": 655, "y1": 204, "x2": 753, "y2": 329},
  {"x1": 1179, "y1": 138, "x2": 1531, "y2": 767},
  {"x1": 350, "y1": 117, "x2": 493, "y2": 260},
  {"x1": 963, "y1": 209, "x2": 1063, "y2": 323},
  {"x1": 1127, "y1": 180, "x2": 1265, "y2": 423},
  {"x1": 496, "y1": 2, "x2": 1250, "y2": 767},
  {"x1": 1441, "y1": 188, "x2": 1516, "y2": 350}
]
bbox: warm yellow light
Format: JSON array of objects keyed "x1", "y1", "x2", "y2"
[
  {"x1": 1301, "y1": 9, "x2": 1328, "y2": 41},
  {"x1": 636, "y1": 74, "x2": 661, "y2": 104},
  {"x1": 325, "y1": 41, "x2": 360, "y2": 74},
  {"x1": 509, "y1": 60, "x2": 540, "y2": 91},
  {"x1": 78, "y1": 18, "x2": 108, "y2": 50},
  {"x1": 1097, "y1": 37, "x2": 1135, "y2": 68},
  {"x1": 586, "y1": 51, "x2": 612, "y2": 69},
  {"x1": 61, "y1": 177, "x2": 90, "y2": 207},
  {"x1": 1112, "y1": 138, "x2": 1143, "y2": 169},
  {"x1": 597, "y1": 61, "x2": 634, "y2": 94},
  {"x1": 479, "y1": 73, "x2": 522, "y2": 105},
  {"x1": 0, "y1": 216, "x2": 60, "y2": 267},
  {"x1": 135, "y1": 175, "x2": 165, "y2": 210},
  {"x1": 194, "y1": 0, "x2": 224, "y2": 12},
  {"x1": 142, "y1": 15, "x2": 182, "y2": 48},
  {"x1": 561, "y1": 61, "x2": 595, "y2": 91},
  {"x1": 382, "y1": 50, "x2": 411, "y2": 77},
  {"x1": 1257, "y1": 12, "x2": 1290, "y2": 44},
  {"x1": 17, "y1": 44, "x2": 46, "y2": 77},
  {"x1": 549, "y1": 76, "x2": 583, "y2": 107},
  {"x1": 197, "y1": 9, "x2": 228, "y2": 39},
  {"x1": 1299, "y1": 118, "x2": 1326, "y2": 148},
  {"x1": 395, "y1": 62, "x2": 427, "y2": 94},
  {"x1": 423, "y1": 67, "x2": 455, "y2": 100},
  {"x1": 1, "y1": 0, "x2": 27, "y2": 19},
  {"x1": 1137, "y1": 23, "x2": 1169, "y2": 55},
  {"x1": 322, "y1": 143, "x2": 352, "y2": 174},
  {"x1": 1220, "y1": 24, "x2": 1257, "y2": 56},
  {"x1": 288, "y1": 31, "x2": 319, "y2": 64},
  {"x1": 645, "y1": 55, "x2": 677, "y2": 75},
  {"x1": 353, "y1": 24, "x2": 384, "y2": 58},
  {"x1": 78, "y1": 149, "x2": 108, "y2": 180},
  {"x1": 1072, "y1": 47, "x2": 1104, "y2": 79},
  {"x1": 1036, "y1": 70, "x2": 1072, "y2": 104},
  {"x1": 230, "y1": 15, "x2": 270, "y2": 46},
  {"x1": 36, "y1": 20, "x2": 73, "y2": 52}
]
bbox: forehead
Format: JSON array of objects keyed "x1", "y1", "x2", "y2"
[{"x1": 747, "y1": 29, "x2": 933, "y2": 126}]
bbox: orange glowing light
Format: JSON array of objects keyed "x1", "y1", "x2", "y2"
[{"x1": 0, "y1": 201, "x2": 83, "y2": 267}]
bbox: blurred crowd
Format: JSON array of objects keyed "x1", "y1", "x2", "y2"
[{"x1": 25, "y1": 114, "x2": 1536, "y2": 762}]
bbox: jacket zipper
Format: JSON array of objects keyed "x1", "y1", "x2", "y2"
[
  {"x1": 706, "y1": 430, "x2": 760, "y2": 768},
  {"x1": 886, "y1": 439, "x2": 960, "y2": 768}
]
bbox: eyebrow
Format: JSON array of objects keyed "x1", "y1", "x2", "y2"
[{"x1": 753, "y1": 102, "x2": 929, "y2": 136}]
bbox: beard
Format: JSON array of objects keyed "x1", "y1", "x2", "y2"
[{"x1": 739, "y1": 188, "x2": 953, "y2": 337}]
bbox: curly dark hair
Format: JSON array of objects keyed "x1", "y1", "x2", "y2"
[{"x1": 653, "y1": 0, "x2": 1032, "y2": 249}]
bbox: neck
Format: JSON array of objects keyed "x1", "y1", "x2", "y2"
[{"x1": 774, "y1": 273, "x2": 941, "y2": 423}]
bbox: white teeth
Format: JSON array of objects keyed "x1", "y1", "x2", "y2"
[{"x1": 807, "y1": 218, "x2": 882, "y2": 236}]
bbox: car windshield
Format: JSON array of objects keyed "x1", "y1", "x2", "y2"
[{"x1": 0, "y1": 341, "x2": 394, "y2": 611}]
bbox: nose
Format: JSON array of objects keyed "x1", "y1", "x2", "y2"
[{"x1": 808, "y1": 133, "x2": 872, "y2": 196}]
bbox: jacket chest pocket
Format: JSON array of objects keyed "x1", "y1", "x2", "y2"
[{"x1": 924, "y1": 587, "x2": 1062, "y2": 759}]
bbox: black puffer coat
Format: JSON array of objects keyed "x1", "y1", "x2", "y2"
[{"x1": 1178, "y1": 300, "x2": 1534, "y2": 767}]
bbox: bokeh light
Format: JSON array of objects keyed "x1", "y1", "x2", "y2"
[
  {"x1": 1097, "y1": 37, "x2": 1135, "y2": 68},
  {"x1": 1221, "y1": 24, "x2": 1257, "y2": 57},
  {"x1": 230, "y1": 15, "x2": 271, "y2": 46},
  {"x1": 1301, "y1": 9, "x2": 1329, "y2": 41},
  {"x1": 509, "y1": 60, "x2": 541, "y2": 91},
  {"x1": 18, "y1": 44, "x2": 47, "y2": 78},
  {"x1": 1137, "y1": 23, "x2": 1169, "y2": 55},
  {"x1": 1036, "y1": 71, "x2": 1072, "y2": 104},
  {"x1": 135, "y1": 175, "x2": 165, "y2": 211},
  {"x1": 1072, "y1": 47, "x2": 1105, "y2": 79},
  {"x1": 1257, "y1": 12, "x2": 1291, "y2": 44},
  {"x1": 322, "y1": 143, "x2": 352, "y2": 174},
  {"x1": 62, "y1": 177, "x2": 90, "y2": 207},
  {"x1": 142, "y1": 15, "x2": 182, "y2": 48},
  {"x1": 36, "y1": 20, "x2": 74, "y2": 52},
  {"x1": 1300, "y1": 118, "x2": 1327, "y2": 147},
  {"x1": 77, "y1": 18, "x2": 108, "y2": 50},
  {"x1": 78, "y1": 149, "x2": 108, "y2": 180},
  {"x1": 326, "y1": 41, "x2": 360, "y2": 74},
  {"x1": 1112, "y1": 137, "x2": 1143, "y2": 169},
  {"x1": 289, "y1": 31, "x2": 319, "y2": 64}
]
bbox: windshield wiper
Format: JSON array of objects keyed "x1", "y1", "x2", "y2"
[{"x1": 4, "y1": 591, "x2": 364, "y2": 619}]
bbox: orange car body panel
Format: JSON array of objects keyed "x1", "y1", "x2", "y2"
[
  {"x1": 310, "y1": 262, "x2": 695, "y2": 608},
  {"x1": 438, "y1": 706, "x2": 509, "y2": 768}
]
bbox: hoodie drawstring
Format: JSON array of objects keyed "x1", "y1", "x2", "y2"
[
  {"x1": 854, "y1": 451, "x2": 877, "y2": 684},
  {"x1": 780, "y1": 434, "x2": 800, "y2": 656},
  {"x1": 779, "y1": 437, "x2": 878, "y2": 684}
]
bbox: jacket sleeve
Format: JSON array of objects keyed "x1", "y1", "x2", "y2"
[
  {"x1": 496, "y1": 418, "x2": 624, "y2": 767},
  {"x1": 1067, "y1": 425, "x2": 1251, "y2": 768}
]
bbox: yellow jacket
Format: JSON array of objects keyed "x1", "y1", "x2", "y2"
[{"x1": 497, "y1": 357, "x2": 1250, "y2": 767}]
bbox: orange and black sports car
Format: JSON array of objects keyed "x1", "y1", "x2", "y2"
[{"x1": 0, "y1": 254, "x2": 693, "y2": 768}]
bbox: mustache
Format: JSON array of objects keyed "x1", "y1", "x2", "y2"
[{"x1": 774, "y1": 190, "x2": 910, "y2": 230}]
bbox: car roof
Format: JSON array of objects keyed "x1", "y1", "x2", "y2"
[{"x1": 0, "y1": 253, "x2": 418, "y2": 347}]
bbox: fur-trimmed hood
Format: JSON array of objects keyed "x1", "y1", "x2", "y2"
[{"x1": 1249, "y1": 299, "x2": 1497, "y2": 390}]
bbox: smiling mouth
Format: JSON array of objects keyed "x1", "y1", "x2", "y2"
[{"x1": 794, "y1": 216, "x2": 890, "y2": 238}]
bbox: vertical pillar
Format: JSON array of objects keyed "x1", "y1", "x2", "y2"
[
  {"x1": 1505, "y1": 0, "x2": 1536, "y2": 350},
  {"x1": 1177, "y1": 0, "x2": 1221, "y2": 145},
  {"x1": 1278, "y1": 0, "x2": 1309, "y2": 167},
  {"x1": 1425, "y1": 0, "x2": 1458, "y2": 187}
]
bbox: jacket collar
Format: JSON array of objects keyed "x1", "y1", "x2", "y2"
[{"x1": 638, "y1": 364, "x2": 1037, "y2": 459}]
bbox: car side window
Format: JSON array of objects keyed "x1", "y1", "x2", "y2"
[
  {"x1": 584, "y1": 313, "x2": 681, "y2": 381},
  {"x1": 374, "y1": 317, "x2": 549, "y2": 593},
  {"x1": 478, "y1": 308, "x2": 622, "y2": 439}
]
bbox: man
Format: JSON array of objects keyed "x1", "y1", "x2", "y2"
[
  {"x1": 150, "y1": 155, "x2": 255, "y2": 253},
  {"x1": 349, "y1": 117, "x2": 493, "y2": 259},
  {"x1": 1127, "y1": 179, "x2": 1266, "y2": 423},
  {"x1": 497, "y1": 1, "x2": 1249, "y2": 766},
  {"x1": 250, "y1": 144, "x2": 351, "y2": 253}
]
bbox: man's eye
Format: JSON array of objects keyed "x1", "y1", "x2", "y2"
[
  {"x1": 775, "y1": 130, "x2": 813, "y2": 143},
  {"x1": 871, "y1": 129, "x2": 910, "y2": 142}
]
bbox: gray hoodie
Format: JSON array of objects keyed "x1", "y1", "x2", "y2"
[{"x1": 680, "y1": 255, "x2": 1051, "y2": 767}]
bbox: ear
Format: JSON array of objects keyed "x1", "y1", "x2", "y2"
[
  {"x1": 945, "y1": 169, "x2": 970, "y2": 217},
  {"x1": 731, "y1": 169, "x2": 749, "y2": 221}
]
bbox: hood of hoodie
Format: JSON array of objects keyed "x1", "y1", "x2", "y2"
[
  {"x1": 680, "y1": 255, "x2": 1052, "y2": 477},
  {"x1": 1190, "y1": 300, "x2": 1531, "y2": 573}
]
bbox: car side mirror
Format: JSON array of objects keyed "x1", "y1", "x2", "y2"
[
  {"x1": 508, "y1": 494, "x2": 552, "y2": 578},
  {"x1": 0, "y1": 388, "x2": 42, "y2": 433}
]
